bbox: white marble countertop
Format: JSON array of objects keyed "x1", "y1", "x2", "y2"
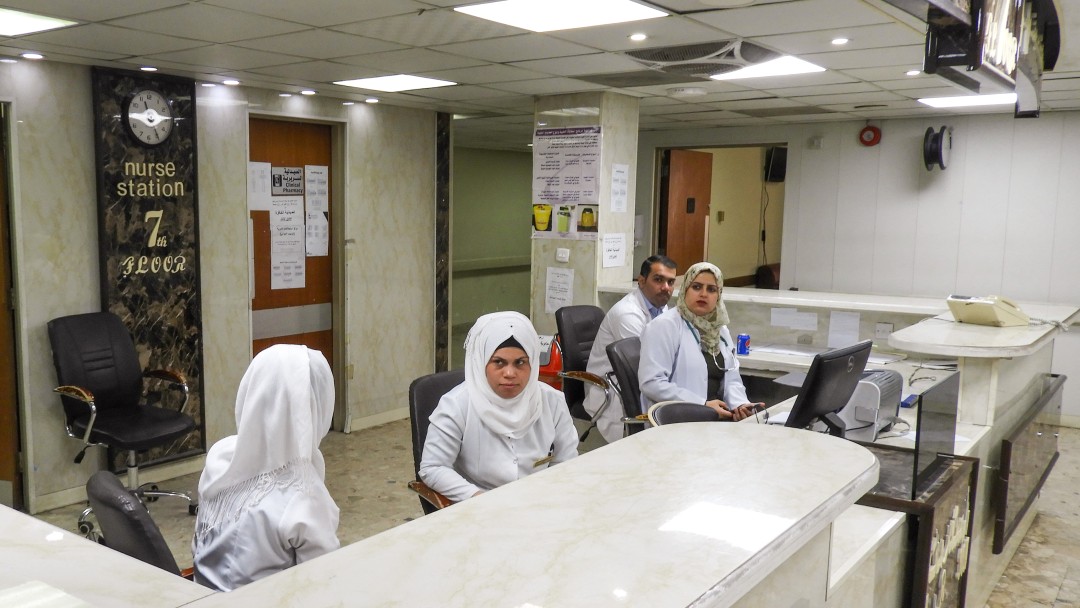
[
  {"x1": 598, "y1": 283, "x2": 947, "y2": 316},
  {"x1": 187, "y1": 424, "x2": 878, "y2": 608},
  {"x1": 888, "y1": 303, "x2": 1080, "y2": 358},
  {"x1": 0, "y1": 505, "x2": 212, "y2": 608}
]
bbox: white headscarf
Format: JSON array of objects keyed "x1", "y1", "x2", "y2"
[
  {"x1": 464, "y1": 312, "x2": 543, "y2": 439},
  {"x1": 676, "y1": 261, "x2": 730, "y2": 356},
  {"x1": 195, "y1": 344, "x2": 334, "y2": 540}
]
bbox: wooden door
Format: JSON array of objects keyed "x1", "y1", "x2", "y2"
[
  {"x1": 658, "y1": 149, "x2": 712, "y2": 270},
  {"x1": 249, "y1": 118, "x2": 334, "y2": 365},
  {"x1": 0, "y1": 105, "x2": 21, "y2": 508}
]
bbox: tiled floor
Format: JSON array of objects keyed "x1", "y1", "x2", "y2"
[{"x1": 35, "y1": 421, "x2": 1080, "y2": 607}]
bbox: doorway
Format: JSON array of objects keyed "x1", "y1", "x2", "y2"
[
  {"x1": 657, "y1": 145, "x2": 785, "y2": 285},
  {"x1": 248, "y1": 118, "x2": 336, "y2": 367},
  {"x1": 0, "y1": 103, "x2": 21, "y2": 509}
]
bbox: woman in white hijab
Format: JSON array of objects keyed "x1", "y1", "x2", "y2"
[
  {"x1": 639, "y1": 262, "x2": 763, "y2": 420},
  {"x1": 192, "y1": 344, "x2": 339, "y2": 591},
  {"x1": 419, "y1": 311, "x2": 578, "y2": 502}
]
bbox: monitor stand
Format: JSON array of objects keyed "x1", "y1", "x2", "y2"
[{"x1": 820, "y1": 412, "x2": 846, "y2": 438}]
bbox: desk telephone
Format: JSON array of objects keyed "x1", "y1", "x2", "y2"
[{"x1": 946, "y1": 295, "x2": 1030, "y2": 327}]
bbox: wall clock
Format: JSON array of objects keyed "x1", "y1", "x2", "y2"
[
  {"x1": 125, "y1": 89, "x2": 173, "y2": 146},
  {"x1": 923, "y1": 126, "x2": 951, "y2": 171}
]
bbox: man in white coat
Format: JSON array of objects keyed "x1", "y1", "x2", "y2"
[{"x1": 583, "y1": 255, "x2": 677, "y2": 443}]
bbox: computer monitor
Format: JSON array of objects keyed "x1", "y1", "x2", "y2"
[{"x1": 784, "y1": 340, "x2": 873, "y2": 437}]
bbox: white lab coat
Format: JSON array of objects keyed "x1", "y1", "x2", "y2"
[
  {"x1": 638, "y1": 308, "x2": 749, "y2": 412},
  {"x1": 419, "y1": 382, "x2": 578, "y2": 503},
  {"x1": 583, "y1": 289, "x2": 664, "y2": 443},
  {"x1": 193, "y1": 478, "x2": 340, "y2": 591}
]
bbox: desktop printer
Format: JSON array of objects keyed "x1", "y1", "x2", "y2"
[{"x1": 837, "y1": 370, "x2": 903, "y2": 442}]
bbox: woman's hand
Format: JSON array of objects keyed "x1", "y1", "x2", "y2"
[
  {"x1": 731, "y1": 402, "x2": 766, "y2": 421},
  {"x1": 704, "y1": 400, "x2": 734, "y2": 420}
]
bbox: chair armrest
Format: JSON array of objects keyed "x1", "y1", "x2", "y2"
[
  {"x1": 622, "y1": 414, "x2": 649, "y2": 427},
  {"x1": 558, "y1": 370, "x2": 608, "y2": 389},
  {"x1": 144, "y1": 369, "x2": 188, "y2": 386},
  {"x1": 407, "y1": 480, "x2": 454, "y2": 510},
  {"x1": 54, "y1": 385, "x2": 95, "y2": 403}
]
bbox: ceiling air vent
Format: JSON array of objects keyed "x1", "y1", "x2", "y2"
[{"x1": 624, "y1": 40, "x2": 781, "y2": 78}]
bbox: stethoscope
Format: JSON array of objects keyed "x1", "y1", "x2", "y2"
[{"x1": 683, "y1": 320, "x2": 737, "y2": 372}]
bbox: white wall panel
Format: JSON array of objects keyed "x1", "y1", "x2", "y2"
[
  {"x1": 793, "y1": 132, "x2": 842, "y2": 289},
  {"x1": 1001, "y1": 116, "x2": 1064, "y2": 301},
  {"x1": 913, "y1": 120, "x2": 965, "y2": 298},
  {"x1": 1049, "y1": 117, "x2": 1080, "y2": 304},
  {"x1": 831, "y1": 124, "x2": 880, "y2": 293},
  {"x1": 870, "y1": 121, "x2": 921, "y2": 294},
  {"x1": 954, "y1": 116, "x2": 1013, "y2": 296}
]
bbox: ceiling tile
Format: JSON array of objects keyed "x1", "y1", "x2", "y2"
[
  {"x1": 331, "y1": 10, "x2": 522, "y2": 47},
  {"x1": 204, "y1": 0, "x2": 428, "y2": 27},
  {"x1": 420, "y1": 63, "x2": 548, "y2": 84},
  {"x1": 546, "y1": 16, "x2": 734, "y2": 52},
  {"x1": 107, "y1": 4, "x2": 310, "y2": 43},
  {"x1": 144, "y1": 44, "x2": 308, "y2": 71},
  {"x1": 0, "y1": 41, "x2": 125, "y2": 61},
  {"x1": 0, "y1": 0, "x2": 186, "y2": 22},
  {"x1": 489, "y1": 77, "x2": 608, "y2": 95},
  {"x1": 247, "y1": 60, "x2": 384, "y2": 83},
  {"x1": 788, "y1": 90, "x2": 904, "y2": 105},
  {"x1": 433, "y1": 34, "x2": 597, "y2": 63},
  {"x1": 803, "y1": 45, "x2": 925, "y2": 70},
  {"x1": 232, "y1": 30, "x2": 404, "y2": 59},
  {"x1": 689, "y1": 0, "x2": 892, "y2": 37},
  {"x1": 22, "y1": 24, "x2": 205, "y2": 57},
  {"x1": 839, "y1": 65, "x2": 927, "y2": 80},
  {"x1": 750, "y1": 22, "x2": 924, "y2": 56},
  {"x1": 762, "y1": 82, "x2": 878, "y2": 97},
  {"x1": 509, "y1": 53, "x2": 645, "y2": 77},
  {"x1": 338, "y1": 48, "x2": 484, "y2": 72},
  {"x1": 402, "y1": 84, "x2": 519, "y2": 101}
]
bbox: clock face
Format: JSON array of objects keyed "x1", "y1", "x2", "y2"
[{"x1": 125, "y1": 89, "x2": 173, "y2": 146}]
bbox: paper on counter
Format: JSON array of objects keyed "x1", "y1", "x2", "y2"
[{"x1": 827, "y1": 311, "x2": 861, "y2": 348}]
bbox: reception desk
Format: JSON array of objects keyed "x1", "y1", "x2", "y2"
[
  {"x1": 186, "y1": 424, "x2": 877, "y2": 608},
  {"x1": 0, "y1": 505, "x2": 211, "y2": 607}
]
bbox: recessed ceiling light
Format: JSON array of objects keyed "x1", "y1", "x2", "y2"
[
  {"x1": 301, "y1": 89, "x2": 316, "y2": 95},
  {"x1": 342, "y1": 101, "x2": 355, "y2": 106},
  {"x1": 831, "y1": 37, "x2": 850, "y2": 45},
  {"x1": 365, "y1": 98, "x2": 380, "y2": 104},
  {"x1": 698, "y1": 0, "x2": 756, "y2": 6},
  {"x1": 667, "y1": 86, "x2": 706, "y2": 97},
  {"x1": 629, "y1": 33, "x2": 648, "y2": 42},
  {"x1": 454, "y1": 0, "x2": 666, "y2": 32},
  {"x1": 0, "y1": 58, "x2": 17, "y2": 64},
  {"x1": 140, "y1": 66, "x2": 158, "y2": 72},
  {"x1": 906, "y1": 70, "x2": 921, "y2": 76},
  {"x1": 279, "y1": 93, "x2": 292, "y2": 98},
  {"x1": 21, "y1": 52, "x2": 44, "y2": 60},
  {"x1": 201, "y1": 83, "x2": 216, "y2": 87},
  {"x1": 918, "y1": 93, "x2": 1017, "y2": 108},
  {"x1": 223, "y1": 79, "x2": 240, "y2": 86},
  {"x1": 335, "y1": 75, "x2": 456, "y2": 92},
  {"x1": 710, "y1": 56, "x2": 825, "y2": 80},
  {"x1": 0, "y1": 8, "x2": 76, "y2": 36}
]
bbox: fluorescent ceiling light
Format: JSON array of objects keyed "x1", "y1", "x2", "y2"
[
  {"x1": 0, "y1": 8, "x2": 76, "y2": 36},
  {"x1": 710, "y1": 56, "x2": 825, "y2": 81},
  {"x1": 455, "y1": 0, "x2": 666, "y2": 32},
  {"x1": 918, "y1": 92, "x2": 1017, "y2": 108},
  {"x1": 335, "y1": 75, "x2": 456, "y2": 92}
]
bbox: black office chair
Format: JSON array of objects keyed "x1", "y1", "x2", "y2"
[
  {"x1": 85, "y1": 470, "x2": 192, "y2": 578},
  {"x1": 647, "y1": 401, "x2": 721, "y2": 426},
  {"x1": 47, "y1": 312, "x2": 198, "y2": 536},
  {"x1": 554, "y1": 305, "x2": 611, "y2": 441},
  {"x1": 407, "y1": 369, "x2": 465, "y2": 515},
  {"x1": 605, "y1": 336, "x2": 649, "y2": 437}
]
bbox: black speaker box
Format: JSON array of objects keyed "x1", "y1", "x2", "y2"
[{"x1": 764, "y1": 146, "x2": 787, "y2": 182}]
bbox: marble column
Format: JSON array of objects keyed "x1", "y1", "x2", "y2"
[{"x1": 529, "y1": 92, "x2": 640, "y2": 334}]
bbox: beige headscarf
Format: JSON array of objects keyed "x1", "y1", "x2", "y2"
[
  {"x1": 676, "y1": 261, "x2": 730, "y2": 356},
  {"x1": 464, "y1": 311, "x2": 543, "y2": 439}
]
